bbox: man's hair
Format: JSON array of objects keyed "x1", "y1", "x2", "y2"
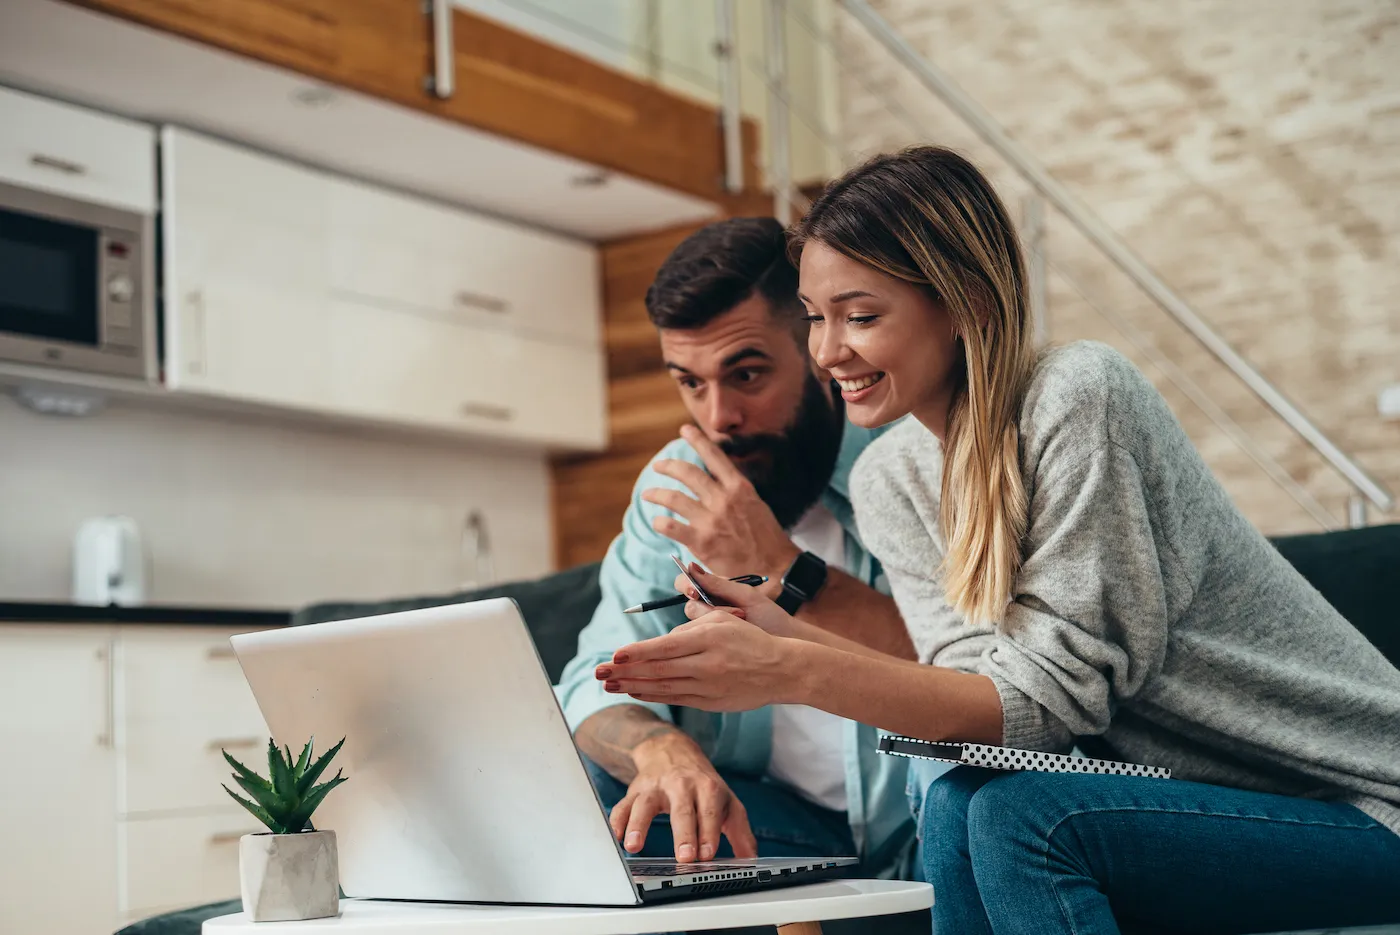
[{"x1": 645, "y1": 217, "x2": 801, "y2": 330}]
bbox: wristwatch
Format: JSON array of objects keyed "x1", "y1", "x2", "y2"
[{"x1": 775, "y1": 550, "x2": 828, "y2": 615}]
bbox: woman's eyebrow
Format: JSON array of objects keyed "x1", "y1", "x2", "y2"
[{"x1": 797, "y1": 289, "x2": 878, "y2": 305}]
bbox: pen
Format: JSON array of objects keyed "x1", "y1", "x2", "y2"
[{"x1": 622, "y1": 575, "x2": 768, "y2": 614}]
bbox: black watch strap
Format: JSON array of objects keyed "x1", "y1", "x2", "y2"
[{"x1": 776, "y1": 550, "x2": 828, "y2": 615}]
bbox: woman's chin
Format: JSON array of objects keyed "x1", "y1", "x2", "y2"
[{"x1": 845, "y1": 400, "x2": 906, "y2": 429}]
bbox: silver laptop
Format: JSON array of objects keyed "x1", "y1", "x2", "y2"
[{"x1": 229, "y1": 598, "x2": 856, "y2": 906}]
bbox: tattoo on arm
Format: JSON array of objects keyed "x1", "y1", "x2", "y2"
[{"x1": 576, "y1": 705, "x2": 683, "y2": 783}]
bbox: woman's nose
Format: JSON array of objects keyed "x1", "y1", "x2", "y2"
[{"x1": 812, "y1": 323, "x2": 849, "y2": 370}]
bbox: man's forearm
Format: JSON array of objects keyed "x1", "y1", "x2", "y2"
[
  {"x1": 793, "y1": 568, "x2": 916, "y2": 660},
  {"x1": 574, "y1": 705, "x2": 686, "y2": 783}
]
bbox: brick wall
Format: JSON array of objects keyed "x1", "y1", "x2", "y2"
[{"x1": 834, "y1": 0, "x2": 1399, "y2": 533}]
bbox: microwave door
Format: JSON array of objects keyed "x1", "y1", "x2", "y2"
[{"x1": 0, "y1": 205, "x2": 101, "y2": 347}]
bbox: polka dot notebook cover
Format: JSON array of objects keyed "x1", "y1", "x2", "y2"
[{"x1": 878, "y1": 735, "x2": 1171, "y2": 779}]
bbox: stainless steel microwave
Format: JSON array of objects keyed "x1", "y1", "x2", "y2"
[{"x1": 0, "y1": 177, "x2": 155, "y2": 380}]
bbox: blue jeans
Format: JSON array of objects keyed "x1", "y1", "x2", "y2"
[
  {"x1": 920, "y1": 767, "x2": 1400, "y2": 935},
  {"x1": 582, "y1": 757, "x2": 856, "y2": 859}
]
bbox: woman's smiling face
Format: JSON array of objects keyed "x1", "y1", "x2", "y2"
[{"x1": 798, "y1": 240, "x2": 963, "y2": 434}]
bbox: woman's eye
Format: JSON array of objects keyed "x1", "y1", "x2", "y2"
[
  {"x1": 849, "y1": 315, "x2": 877, "y2": 325},
  {"x1": 801, "y1": 314, "x2": 823, "y2": 324}
]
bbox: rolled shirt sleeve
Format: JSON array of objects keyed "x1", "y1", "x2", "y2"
[{"x1": 555, "y1": 440, "x2": 704, "y2": 732}]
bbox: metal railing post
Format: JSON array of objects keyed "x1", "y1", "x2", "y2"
[
  {"x1": 424, "y1": 0, "x2": 455, "y2": 99},
  {"x1": 1347, "y1": 495, "x2": 1368, "y2": 529},
  {"x1": 1023, "y1": 193, "x2": 1048, "y2": 345},
  {"x1": 715, "y1": 0, "x2": 745, "y2": 194},
  {"x1": 764, "y1": 0, "x2": 793, "y2": 224}
]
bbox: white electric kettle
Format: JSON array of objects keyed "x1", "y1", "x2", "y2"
[{"x1": 73, "y1": 515, "x2": 147, "y2": 606}]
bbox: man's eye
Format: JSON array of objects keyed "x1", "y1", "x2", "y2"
[
  {"x1": 733, "y1": 369, "x2": 766, "y2": 384},
  {"x1": 678, "y1": 377, "x2": 701, "y2": 391}
]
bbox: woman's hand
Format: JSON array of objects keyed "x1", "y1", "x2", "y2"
[
  {"x1": 674, "y1": 565, "x2": 798, "y2": 638},
  {"x1": 595, "y1": 611, "x2": 808, "y2": 712}
]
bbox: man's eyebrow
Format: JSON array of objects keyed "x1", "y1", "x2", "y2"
[
  {"x1": 664, "y1": 361, "x2": 692, "y2": 374},
  {"x1": 721, "y1": 347, "x2": 773, "y2": 368}
]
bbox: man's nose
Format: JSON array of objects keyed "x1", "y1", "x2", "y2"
[{"x1": 702, "y1": 387, "x2": 745, "y2": 436}]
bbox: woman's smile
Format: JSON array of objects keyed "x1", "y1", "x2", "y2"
[{"x1": 833, "y1": 371, "x2": 887, "y2": 404}]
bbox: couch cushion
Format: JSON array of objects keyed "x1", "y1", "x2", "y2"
[
  {"x1": 1269, "y1": 524, "x2": 1399, "y2": 666},
  {"x1": 292, "y1": 562, "x2": 602, "y2": 685}
]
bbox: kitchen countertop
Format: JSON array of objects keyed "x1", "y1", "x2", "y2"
[{"x1": 0, "y1": 601, "x2": 292, "y2": 626}]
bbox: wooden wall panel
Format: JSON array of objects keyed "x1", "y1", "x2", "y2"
[{"x1": 67, "y1": 0, "x2": 761, "y2": 202}]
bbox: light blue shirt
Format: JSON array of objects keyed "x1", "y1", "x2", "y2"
[{"x1": 555, "y1": 420, "x2": 915, "y2": 875}]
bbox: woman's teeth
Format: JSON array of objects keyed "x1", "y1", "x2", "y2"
[{"x1": 837, "y1": 373, "x2": 885, "y2": 393}]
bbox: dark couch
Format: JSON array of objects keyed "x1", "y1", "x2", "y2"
[{"x1": 117, "y1": 524, "x2": 1400, "y2": 935}]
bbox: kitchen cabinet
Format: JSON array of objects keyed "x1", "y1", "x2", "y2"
[
  {"x1": 0, "y1": 626, "x2": 121, "y2": 935},
  {"x1": 161, "y1": 128, "x2": 331, "y2": 410},
  {"x1": 0, "y1": 84, "x2": 156, "y2": 213},
  {"x1": 161, "y1": 128, "x2": 607, "y2": 450},
  {"x1": 0, "y1": 622, "x2": 275, "y2": 935}
]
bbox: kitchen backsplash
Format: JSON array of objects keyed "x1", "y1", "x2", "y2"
[{"x1": 0, "y1": 394, "x2": 554, "y2": 608}]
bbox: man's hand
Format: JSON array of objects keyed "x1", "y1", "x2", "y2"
[
  {"x1": 612, "y1": 731, "x2": 759, "y2": 862},
  {"x1": 641, "y1": 424, "x2": 798, "y2": 585}
]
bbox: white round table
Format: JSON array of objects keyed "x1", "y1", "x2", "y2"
[{"x1": 202, "y1": 880, "x2": 932, "y2": 934}]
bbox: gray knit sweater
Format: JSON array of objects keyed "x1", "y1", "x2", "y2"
[{"x1": 850, "y1": 341, "x2": 1400, "y2": 834}]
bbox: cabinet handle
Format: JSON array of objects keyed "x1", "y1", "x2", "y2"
[
  {"x1": 209, "y1": 830, "x2": 260, "y2": 845},
  {"x1": 185, "y1": 290, "x2": 206, "y2": 376},
  {"x1": 97, "y1": 639, "x2": 116, "y2": 748},
  {"x1": 30, "y1": 153, "x2": 87, "y2": 175},
  {"x1": 453, "y1": 290, "x2": 510, "y2": 314},
  {"x1": 209, "y1": 737, "x2": 264, "y2": 751},
  {"x1": 207, "y1": 644, "x2": 237, "y2": 660},
  {"x1": 460, "y1": 402, "x2": 514, "y2": 422}
]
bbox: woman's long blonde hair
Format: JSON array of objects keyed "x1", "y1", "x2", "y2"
[{"x1": 791, "y1": 147, "x2": 1037, "y2": 625}]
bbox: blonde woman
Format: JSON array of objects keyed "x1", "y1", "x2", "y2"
[{"x1": 594, "y1": 147, "x2": 1400, "y2": 933}]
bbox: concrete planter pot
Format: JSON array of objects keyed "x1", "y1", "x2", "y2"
[{"x1": 239, "y1": 830, "x2": 339, "y2": 922}]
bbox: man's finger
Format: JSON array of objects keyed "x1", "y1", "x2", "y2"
[
  {"x1": 640, "y1": 486, "x2": 706, "y2": 521},
  {"x1": 609, "y1": 793, "x2": 635, "y2": 842},
  {"x1": 679, "y1": 424, "x2": 747, "y2": 487},
  {"x1": 723, "y1": 799, "x2": 759, "y2": 859},
  {"x1": 665, "y1": 782, "x2": 699, "y2": 863},
  {"x1": 651, "y1": 515, "x2": 698, "y2": 551},
  {"x1": 623, "y1": 791, "x2": 663, "y2": 854},
  {"x1": 696, "y1": 779, "x2": 728, "y2": 861},
  {"x1": 651, "y1": 460, "x2": 722, "y2": 503}
]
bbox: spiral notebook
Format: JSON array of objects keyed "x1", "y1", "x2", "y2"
[{"x1": 878, "y1": 735, "x2": 1172, "y2": 779}]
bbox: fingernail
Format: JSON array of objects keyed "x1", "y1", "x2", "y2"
[
  {"x1": 595, "y1": 666, "x2": 613, "y2": 679},
  {"x1": 700, "y1": 843, "x2": 715, "y2": 859},
  {"x1": 614, "y1": 651, "x2": 630, "y2": 664},
  {"x1": 678, "y1": 844, "x2": 695, "y2": 861},
  {"x1": 625, "y1": 832, "x2": 640, "y2": 850},
  {"x1": 604, "y1": 680, "x2": 621, "y2": 692}
]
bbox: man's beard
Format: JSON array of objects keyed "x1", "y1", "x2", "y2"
[{"x1": 717, "y1": 374, "x2": 845, "y2": 530}]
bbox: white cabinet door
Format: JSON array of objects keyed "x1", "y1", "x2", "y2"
[
  {"x1": 327, "y1": 297, "x2": 606, "y2": 448},
  {"x1": 162, "y1": 128, "x2": 330, "y2": 409},
  {"x1": 119, "y1": 627, "x2": 272, "y2": 817},
  {"x1": 326, "y1": 176, "x2": 602, "y2": 347},
  {"x1": 122, "y1": 810, "x2": 256, "y2": 919},
  {"x1": 0, "y1": 85, "x2": 156, "y2": 213},
  {"x1": 0, "y1": 625, "x2": 120, "y2": 935}
]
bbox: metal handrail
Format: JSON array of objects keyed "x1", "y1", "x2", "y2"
[{"x1": 838, "y1": 0, "x2": 1393, "y2": 515}]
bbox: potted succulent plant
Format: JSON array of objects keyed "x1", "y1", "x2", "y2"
[{"x1": 223, "y1": 737, "x2": 348, "y2": 922}]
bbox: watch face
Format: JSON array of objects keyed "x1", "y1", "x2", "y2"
[{"x1": 784, "y1": 551, "x2": 828, "y2": 601}]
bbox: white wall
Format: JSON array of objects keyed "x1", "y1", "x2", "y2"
[{"x1": 0, "y1": 395, "x2": 554, "y2": 608}]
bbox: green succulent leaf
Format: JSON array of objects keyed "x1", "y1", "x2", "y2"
[
  {"x1": 294, "y1": 738, "x2": 314, "y2": 782},
  {"x1": 222, "y1": 750, "x2": 271, "y2": 792},
  {"x1": 223, "y1": 784, "x2": 284, "y2": 834},
  {"x1": 268, "y1": 738, "x2": 297, "y2": 800},
  {"x1": 284, "y1": 771, "x2": 348, "y2": 833},
  {"x1": 296, "y1": 737, "x2": 346, "y2": 796},
  {"x1": 232, "y1": 772, "x2": 283, "y2": 816}
]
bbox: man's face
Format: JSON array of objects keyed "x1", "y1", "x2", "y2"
[{"x1": 659, "y1": 294, "x2": 845, "y2": 528}]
